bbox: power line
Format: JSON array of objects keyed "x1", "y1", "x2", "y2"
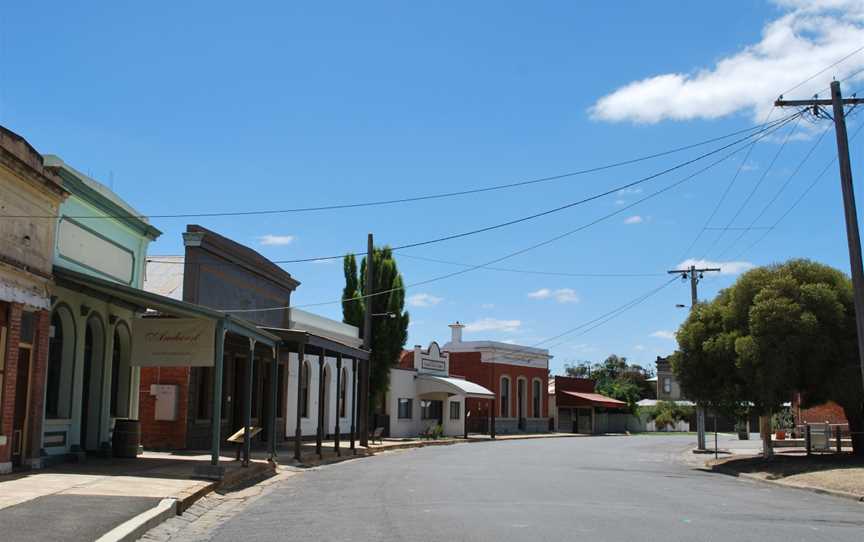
[
  {"x1": 398, "y1": 253, "x2": 666, "y2": 277},
  {"x1": 715, "y1": 124, "x2": 831, "y2": 258},
  {"x1": 219, "y1": 118, "x2": 787, "y2": 313},
  {"x1": 533, "y1": 277, "x2": 680, "y2": 349},
  {"x1": 148, "y1": 112, "x2": 803, "y2": 268},
  {"x1": 1, "y1": 114, "x2": 799, "y2": 221},
  {"x1": 782, "y1": 44, "x2": 864, "y2": 97},
  {"x1": 698, "y1": 112, "x2": 803, "y2": 259},
  {"x1": 734, "y1": 120, "x2": 864, "y2": 259}
]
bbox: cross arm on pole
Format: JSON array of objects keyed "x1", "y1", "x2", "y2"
[{"x1": 775, "y1": 98, "x2": 864, "y2": 107}]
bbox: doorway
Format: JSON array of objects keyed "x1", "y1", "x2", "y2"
[
  {"x1": 11, "y1": 346, "x2": 32, "y2": 466},
  {"x1": 322, "y1": 366, "x2": 331, "y2": 437},
  {"x1": 576, "y1": 408, "x2": 593, "y2": 434},
  {"x1": 81, "y1": 316, "x2": 105, "y2": 452}
]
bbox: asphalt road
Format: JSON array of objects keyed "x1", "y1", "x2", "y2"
[
  {"x1": 209, "y1": 435, "x2": 864, "y2": 542},
  {"x1": 0, "y1": 494, "x2": 160, "y2": 542}
]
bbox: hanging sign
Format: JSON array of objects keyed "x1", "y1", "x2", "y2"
[{"x1": 131, "y1": 318, "x2": 216, "y2": 367}]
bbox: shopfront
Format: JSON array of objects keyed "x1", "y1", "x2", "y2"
[{"x1": 387, "y1": 342, "x2": 494, "y2": 438}]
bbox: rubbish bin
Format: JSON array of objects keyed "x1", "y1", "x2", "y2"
[{"x1": 112, "y1": 419, "x2": 141, "y2": 458}]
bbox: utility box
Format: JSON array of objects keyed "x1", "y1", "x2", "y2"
[{"x1": 150, "y1": 384, "x2": 178, "y2": 421}]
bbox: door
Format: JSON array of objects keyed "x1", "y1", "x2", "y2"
[
  {"x1": 577, "y1": 408, "x2": 593, "y2": 434},
  {"x1": 232, "y1": 357, "x2": 245, "y2": 433},
  {"x1": 558, "y1": 407, "x2": 572, "y2": 433},
  {"x1": 11, "y1": 347, "x2": 31, "y2": 466}
]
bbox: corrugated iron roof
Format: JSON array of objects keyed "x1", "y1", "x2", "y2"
[{"x1": 561, "y1": 390, "x2": 628, "y2": 409}]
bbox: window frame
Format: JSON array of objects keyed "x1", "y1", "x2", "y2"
[
  {"x1": 532, "y1": 378, "x2": 542, "y2": 418},
  {"x1": 397, "y1": 398, "x2": 413, "y2": 419},
  {"x1": 450, "y1": 401, "x2": 461, "y2": 420},
  {"x1": 500, "y1": 376, "x2": 511, "y2": 418}
]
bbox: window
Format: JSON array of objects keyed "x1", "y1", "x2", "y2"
[
  {"x1": 276, "y1": 363, "x2": 286, "y2": 418},
  {"x1": 250, "y1": 358, "x2": 260, "y2": 417},
  {"x1": 421, "y1": 400, "x2": 443, "y2": 420},
  {"x1": 450, "y1": 401, "x2": 461, "y2": 420},
  {"x1": 339, "y1": 367, "x2": 348, "y2": 418},
  {"x1": 533, "y1": 379, "x2": 542, "y2": 418},
  {"x1": 300, "y1": 361, "x2": 311, "y2": 418},
  {"x1": 663, "y1": 377, "x2": 672, "y2": 394},
  {"x1": 500, "y1": 377, "x2": 510, "y2": 417},
  {"x1": 398, "y1": 398, "x2": 413, "y2": 419}
]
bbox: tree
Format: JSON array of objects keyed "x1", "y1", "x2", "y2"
[
  {"x1": 342, "y1": 246, "x2": 410, "y2": 413},
  {"x1": 643, "y1": 401, "x2": 695, "y2": 431},
  {"x1": 674, "y1": 259, "x2": 864, "y2": 456},
  {"x1": 562, "y1": 355, "x2": 655, "y2": 411}
]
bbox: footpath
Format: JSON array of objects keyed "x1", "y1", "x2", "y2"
[
  {"x1": 684, "y1": 433, "x2": 864, "y2": 503},
  {"x1": 0, "y1": 432, "x2": 583, "y2": 542}
]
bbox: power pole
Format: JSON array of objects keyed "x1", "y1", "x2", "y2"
[
  {"x1": 776, "y1": 82, "x2": 864, "y2": 396},
  {"x1": 359, "y1": 233, "x2": 373, "y2": 447},
  {"x1": 667, "y1": 264, "x2": 721, "y2": 450}
]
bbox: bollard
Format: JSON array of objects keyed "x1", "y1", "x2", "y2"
[{"x1": 805, "y1": 424, "x2": 812, "y2": 456}]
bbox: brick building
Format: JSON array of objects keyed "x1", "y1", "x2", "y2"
[
  {"x1": 548, "y1": 376, "x2": 627, "y2": 433},
  {"x1": 0, "y1": 126, "x2": 68, "y2": 473},
  {"x1": 445, "y1": 322, "x2": 551, "y2": 434}
]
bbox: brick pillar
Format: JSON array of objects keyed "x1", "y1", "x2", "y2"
[
  {"x1": 0, "y1": 303, "x2": 22, "y2": 470},
  {"x1": 25, "y1": 309, "x2": 50, "y2": 468}
]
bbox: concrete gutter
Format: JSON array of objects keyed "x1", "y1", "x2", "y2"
[{"x1": 95, "y1": 498, "x2": 177, "y2": 542}]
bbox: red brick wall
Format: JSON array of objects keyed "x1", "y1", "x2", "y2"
[
  {"x1": 793, "y1": 398, "x2": 849, "y2": 426},
  {"x1": 139, "y1": 367, "x2": 190, "y2": 450},
  {"x1": 26, "y1": 310, "x2": 49, "y2": 460},
  {"x1": 0, "y1": 302, "x2": 17, "y2": 465},
  {"x1": 449, "y1": 351, "x2": 549, "y2": 419}
]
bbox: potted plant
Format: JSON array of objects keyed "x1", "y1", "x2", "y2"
[
  {"x1": 772, "y1": 409, "x2": 794, "y2": 441},
  {"x1": 735, "y1": 420, "x2": 749, "y2": 440}
]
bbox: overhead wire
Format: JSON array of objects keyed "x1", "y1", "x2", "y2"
[
  {"x1": 218, "y1": 115, "x2": 793, "y2": 313},
  {"x1": 147, "y1": 111, "x2": 804, "y2": 268},
  {"x1": 2, "y1": 114, "x2": 799, "y2": 222}
]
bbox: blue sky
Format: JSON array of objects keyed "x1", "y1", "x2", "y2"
[{"x1": 3, "y1": 1, "x2": 864, "y2": 374}]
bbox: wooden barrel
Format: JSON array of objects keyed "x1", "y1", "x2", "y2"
[{"x1": 112, "y1": 419, "x2": 141, "y2": 458}]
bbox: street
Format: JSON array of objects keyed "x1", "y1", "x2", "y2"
[{"x1": 197, "y1": 436, "x2": 864, "y2": 541}]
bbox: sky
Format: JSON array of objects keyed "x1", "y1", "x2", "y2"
[{"x1": 3, "y1": 1, "x2": 864, "y2": 375}]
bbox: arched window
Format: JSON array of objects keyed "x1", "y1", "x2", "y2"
[
  {"x1": 500, "y1": 376, "x2": 510, "y2": 418},
  {"x1": 300, "y1": 361, "x2": 311, "y2": 418},
  {"x1": 532, "y1": 379, "x2": 542, "y2": 418},
  {"x1": 46, "y1": 306, "x2": 76, "y2": 419},
  {"x1": 110, "y1": 323, "x2": 132, "y2": 418},
  {"x1": 339, "y1": 367, "x2": 348, "y2": 418}
]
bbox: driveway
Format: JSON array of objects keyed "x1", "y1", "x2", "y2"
[{"x1": 205, "y1": 434, "x2": 863, "y2": 541}]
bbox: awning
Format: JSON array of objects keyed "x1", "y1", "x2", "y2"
[
  {"x1": 53, "y1": 266, "x2": 280, "y2": 348},
  {"x1": 561, "y1": 390, "x2": 628, "y2": 409},
  {"x1": 261, "y1": 326, "x2": 370, "y2": 360},
  {"x1": 416, "y1": 374, "x2": 494, "y2": 399}
]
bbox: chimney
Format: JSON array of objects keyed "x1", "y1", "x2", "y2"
[{"x1": 449, "y1": 321, "x2": 465, "y2": 343}]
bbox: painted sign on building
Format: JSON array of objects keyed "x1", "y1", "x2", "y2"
[{"x1": 131, "y1": 318, "x2": 215, "y2": 367}]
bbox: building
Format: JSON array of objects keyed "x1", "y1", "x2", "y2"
[
  {"x1": 0, "y1": 128, "x2": 68, "y2": 473},
  {"x1": 386, "y1": 342, "x2": 493, "y2": 438},
  {"x1": 142, "y1": 226, "x2": 367, "y2": 460},
  {"x1": 41, "y1": 155, "x2": 161, "y2": 461},
  {"x1": 445, "y1": 322, "x2": 551, "y2": 434},
  {"x1": 654, "y1": 356, "x2": 684, "y2": 401},
  {"x1": 549, "y1": 376, "x2": 628, "y2": 434}
]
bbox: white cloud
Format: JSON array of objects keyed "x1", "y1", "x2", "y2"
[
  {"x1": 614, "y1": 199, "x2": 627, "y2": 206},
  {"x1": 528, "y1": 288, "x2": 552, "y2": 299},
  {"x1": 464, "y1": 318, "x2": 522, "y2": 333},
  {"x1": 651, "y1": 330, "x2": 677, "y2": 340},
  {"x1": 311, "y1": 258, "x2": 335, "y2": 265},
  {"x1": 677, "y1": 258, "x2": 755, "y2": 275},
  {"x1": 258, "y1": 234, "x2": 295, "y2": 246},
  {"x1": 528, "y1": 288, "x2": 579, "y2": 303},
  {"x1": 634, "y1": 344, "x2": 646, "y2": 351},
  {"x1": 590, "y1": 1, "x2": 864, "y2": 124},
  {"x1": 624, "y1": 215, "x2": 644, "y2": 225},
  {"x1": 407, "y1": 293, "x2": 443, "y2": 308},
  {"x1": 481, "y1": 303, "x2": 495, "y2": 309}
]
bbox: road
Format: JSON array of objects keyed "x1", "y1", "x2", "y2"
[{"x1": 203, "y1": 435, "x2": 862, "y2": 541}]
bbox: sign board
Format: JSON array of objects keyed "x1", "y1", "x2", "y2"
[
  {"x1": 421, "y1": 357, "x2": 446, "y2": 372},
  {"x1": 131, "y1": 318, "x2": 216, "y2": 367}
]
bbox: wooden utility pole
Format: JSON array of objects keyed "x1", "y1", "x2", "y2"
[
  {"x1": 667, "y1": 264, "x2": 721, "y2": 450},
  {"x1": 776, "y1": 81, "x2": 864, "y2": 396},
  {"x1": 359, "y1": 233, "x2": 373, "y2": 447}
]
